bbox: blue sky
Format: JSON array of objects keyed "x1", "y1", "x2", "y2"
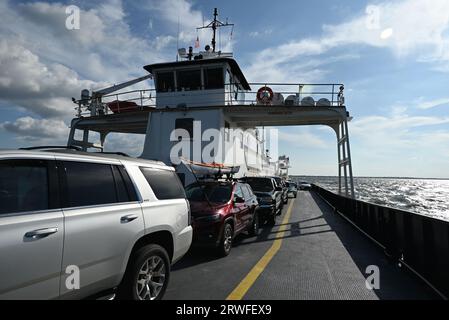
[{"x1": 0, "y1": 0, "x2": 448, "y2": 178}]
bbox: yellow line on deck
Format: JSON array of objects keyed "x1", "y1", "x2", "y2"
[{"x1": 226, "y1": 199, "x2": 295, "y2": 300}]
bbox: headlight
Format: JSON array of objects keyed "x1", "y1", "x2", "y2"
[{"x1": 195, "y1": 214, "x2": 221, "y2": 222}]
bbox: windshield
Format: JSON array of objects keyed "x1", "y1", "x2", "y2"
[
  {"x1": 243, "y1": 178, "x2": 274, "y2": 192},
  {"x1": 185, "y1": 183, "x2": 232, "y2": 204},
  {"x1": 274, "y1": 178, "x2": 283, "y2": 187}
]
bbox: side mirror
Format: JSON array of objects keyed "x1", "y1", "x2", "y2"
[{"x1": 234, "y1": 196, "x2": 245, "y2": 204}]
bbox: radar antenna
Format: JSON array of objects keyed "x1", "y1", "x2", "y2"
[{"x1": 197, "y1": 8, "x2": 234, "y2": 52}]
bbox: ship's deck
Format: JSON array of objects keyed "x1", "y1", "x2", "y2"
[
  {"x1": 70, "y1": 105, "x2": 348, "y2": 135},
  {"x1": 165, "y1": 190, "x2": 438, "y2": 300}
]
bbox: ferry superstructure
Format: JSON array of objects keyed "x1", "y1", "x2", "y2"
[{"x1": 68, "y1": 9, "x2": 354, "y2": 194}]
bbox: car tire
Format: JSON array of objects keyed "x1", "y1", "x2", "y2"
[
  {"x1": 267, "y1": 211, "x2": 276, "y2": 226},
  {"x1": 117, "y1": 244, "x2": 170, "y2": 301},
  {"x1": 247, "y1": 212, "x2": 259, "y2": 236},
  {"x1": 218, "y1": 222, "x2": 233, "y2": 257},
  {"x1": 294, "y1": 192, "x2": 297, "y2": 198}
]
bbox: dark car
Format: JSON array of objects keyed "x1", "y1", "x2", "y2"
[
  {"x1": 272, "y1": 176, "x2": 289, "y2": 205},
  {"x1": 185, "y1": 181, "x2": 259, "y2": 256},
  {"x1": 299, "y1": 182, "x2": 312, "y2": 190},
  {"x1": 286, "y1": 181, "x2": 298, "y2": 198},
  {"x1": 240, "y1": 177, "x2": 283, "y2": 225}
]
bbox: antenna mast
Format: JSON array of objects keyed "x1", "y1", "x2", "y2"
[{"x1": 197, "y1": 8, "x2": 234, "y2": 52}]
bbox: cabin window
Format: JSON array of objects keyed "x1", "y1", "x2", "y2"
[
  {"x1": 204, "y1": 67, "x2": 224, "y2": 89},
  {"x1": 177, "y1": 69, "x2": 202, "y2": 91},
  {"x1": 175, "y1": 118, "x2": 194, "y2": 139},
  {"x1": 156, "y1": 72, "x2": 175, "y2": 93}
]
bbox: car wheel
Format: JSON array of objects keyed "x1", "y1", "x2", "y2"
[
  {"x1": 267, "y1": 211, "x2": 276, "y2": 226},
  {"x1": 294, "y1": 192, "x2": 297, "y2": 198},
  {"x1": 283, "y1": 196, "x2": 288, "y2": 204},
  {"x1": 248, "y1": 212, "x2": 259, "y2": 236},
  {"x1": 117, "y1": 244, "x2": 170, "y2": 300},
  {"x1": 218, "y1": 223, "x2": 233, "y2": 257}
]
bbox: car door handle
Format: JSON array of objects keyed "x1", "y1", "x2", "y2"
[
  {"x1": 24, "y1": 227, "x2": 58, "y2": 240},
  {"x1": 121, "y1": 214, "x2": 139, "y2": 223}
]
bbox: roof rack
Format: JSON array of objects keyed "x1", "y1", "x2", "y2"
[
  {"x1": 94, "y1": 152, "x2": 130, "y2": 157},
  {"x1": 20, "y1": 145, "x2": 82, "y2": 151},
  {"x1": 18, "y1": 147, "x2": 130, "y2": 158}
]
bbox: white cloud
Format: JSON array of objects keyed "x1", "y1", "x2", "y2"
[
  {"x1": 249, "y1": 29, "x2": 273, "y2": 38},
  {"x1": 244, "y1": 0, "x2": 449, "y2": 83},
  {"x1": 415, "y1": 97, "x2": 449, "y2": 110},
  {"x1": 155, "y1": 35, "x2": 177, "y2": 51},
  {"x1": 1, "y1": 0, "x2": 229, "y2": 151},
  {"x1": 145, "y1": 0, "x2": 203, "y2": 39},
  {"x1": 0, "y1": 39, "x2": 101, "y2": 118},
  {"x1": 0, "y1": 0, "x2": 168, "y2": 139},
  {"x1": 0, "y1": 0, "x2": 166, "y2": 83},
  {"x1": 103, "y1": 133, "x2": 145, "y2": 157},
  {"x1": 279, "y1": 128, "x2": 329, "y2": 149},
  {"x1": 0, "y1": 117, "x2": 69, "y2": 145},
  {"x1": 349, "y1": 106, "x2": 449, "y2": 177},
  {"x1": 144, "y1": 1, "x2": 235, "y2": 52}
]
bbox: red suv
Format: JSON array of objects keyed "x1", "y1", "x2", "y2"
[{"x1": 185, "y1": 181, "x2": 259, "y2": 256}]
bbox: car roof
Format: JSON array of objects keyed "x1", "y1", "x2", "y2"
[
  {"x1": 241, "y1": 176, "x2": 273, "y2": 179},
  {"x1": 187, "y1": 180, "x2": 234, "y2": 186},
  {"x1": 0, "y1": 149, "x2": 170, "y2": 170}
]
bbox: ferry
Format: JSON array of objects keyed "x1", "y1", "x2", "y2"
[{"x1": 63, "y1": 11, "x2": 449, "y2": 300}]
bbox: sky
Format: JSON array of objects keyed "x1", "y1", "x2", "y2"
[{"x1": 0, "y1": 0, "x2": 448, "y2": 178}]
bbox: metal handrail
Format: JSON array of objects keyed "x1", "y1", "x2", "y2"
[{"x1": 74, "y1": 83, "x2": 345, "y2": 117}]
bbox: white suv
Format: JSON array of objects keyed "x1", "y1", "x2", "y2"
[{"x1": 0, "y1": 148, "x2": 192, "y2": 300}]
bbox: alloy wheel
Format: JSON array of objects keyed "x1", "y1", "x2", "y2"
[
  {"x1": 135, "y1": 255, "x2": 166, "y2": 300},
  {"x1": 223, "y1": 225, "x2": 233, "y2": 252}
]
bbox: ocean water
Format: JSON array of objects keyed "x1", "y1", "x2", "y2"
[{"x1": 291, "y1": 176, "x2": 449, "y2": 222}]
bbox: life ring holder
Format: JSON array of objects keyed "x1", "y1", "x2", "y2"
[{"x1": 257, "y1": 86, "x2": 274, "y2": 104}]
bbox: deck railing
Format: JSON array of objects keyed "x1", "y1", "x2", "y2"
[
  {"x1": 312, "y1": 184, "x2": 449, "y2": 299},
  {"x1": 74, "y1": 83, "x2": 345, "y2": 117}
]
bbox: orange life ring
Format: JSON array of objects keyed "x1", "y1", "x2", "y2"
[{"x1": 257, "y1": 86, "x2": 274, "y2": 104}]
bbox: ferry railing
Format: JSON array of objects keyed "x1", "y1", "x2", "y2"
[
  {"x1": 74, "y1": 83, "x2": 345, "y2": 117},
  {"x1": 312, "y1": 184, "x2": 449, "y2": 299}
]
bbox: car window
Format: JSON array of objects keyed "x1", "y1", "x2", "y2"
[
  {"x1": 140, "y1": 168, "x2": 186, "y2": 200},
  {"x1": 243, "y1": 178, "x2": 274, "y2": 192},
  {"x1": 234, "y1": 185, "x2": 244, "y2": 199},
  {"x1": 64, "y1": 161, "x2": 117, "y2": 208},
  {"x1": 274, "y1": 178, "x2": 282, "y2": 187},
  {"x1": 117, "y1": 166, "x2": 138, "y2": 201},
  {"x1": 246, "y1": 184, "x2": 255, "y2": 196},
  {"x1": 0, "y1": 160, "x2": 49, "y2": 215},
  {"x1": 241, "y1": 184, "x2": 251, "y2": 199},
  {"x1": 111, "y1": 165, "x2": 139, "y2": 202},
  {"x1": 185, "y1": 183, "x2": 232, "y2": 204}
]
